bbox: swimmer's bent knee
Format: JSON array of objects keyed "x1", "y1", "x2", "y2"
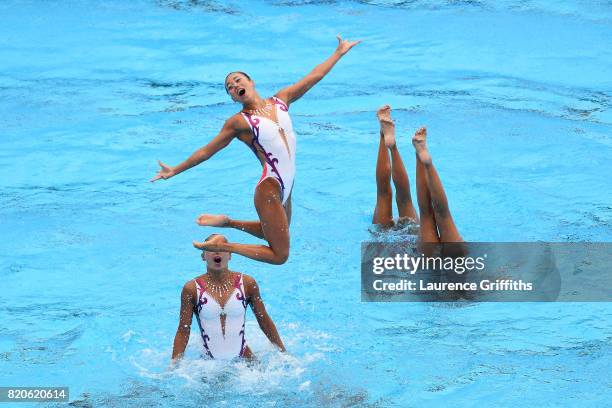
[{"x1": 270, "y1": 248, "x2": 289, "y2": 265}]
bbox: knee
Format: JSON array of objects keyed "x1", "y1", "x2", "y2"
[
  {"x1": 396, "y1": 189, "x2": 412, "y2": 203},
  {"x1": 418, "y1": 202, "x2": 431, "y2": 215},
  {"x1": 376, "y1": 162, "x2": 391, "y2": 179},
  {"x1": 271, "y1": 248, "x2": 289, "y2": 265},
  {"x1": 377, "y1": 183, "x2": 392, "y2": 198},
  {"x1": 376, "y1": 164, "x2": 391, "y2": 179},
  {"x1": 431, "y1": 200, "x2": 450, "y2": 218}
]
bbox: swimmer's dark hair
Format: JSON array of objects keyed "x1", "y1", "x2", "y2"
[
  {"x1": 224, "y1": 71, "x2": 251, "y2": 93},
  {"x1": 205, "y1": 233, "x2": 221, "y2": 241}
]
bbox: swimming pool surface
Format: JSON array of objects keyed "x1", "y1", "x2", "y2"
[{"x1": 1, "y1": 1, "x2": 611, "y2": 406}]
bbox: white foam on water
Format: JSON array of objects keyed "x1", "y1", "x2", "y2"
[{"x1": 128, "y1": 321, "x2": 329, "y2": 396}]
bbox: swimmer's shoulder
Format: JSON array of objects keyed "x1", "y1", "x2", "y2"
[
  {"x1": 226, "y1": 112, "x2": 251, "y2": 132},
  {"x1": 241, "y1": 272, "x2": 256, "y2": 285},
  {"x1": 181, "y1": 278, "x2": 199, "y2": 302},
  {"x1": 240, "y1": 273, "x2": 260, "y2": 299}
]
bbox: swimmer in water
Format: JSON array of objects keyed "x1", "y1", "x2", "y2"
[
  {"x1": 373, "y1": 107, "x2": 467, "y2": 300},
  {"x1": 152, "y1": 36, "x2": 361, "y2": 265},
  {"x1": 373, "y1": 106, "x2": 463, "y2": 244},
  {"x1": 171, "y1": 234, "x2": 285, "y2": 362}
]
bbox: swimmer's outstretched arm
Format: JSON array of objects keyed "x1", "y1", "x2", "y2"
[
  {"x1": 151, "y1": 118, "x2": 239, "y2": 182},
  {"x1": 245, "y1": 276, "x2": 286, "y2": 352},
  {"x1": 275, "y1": 35, "x2": 361, "y2": 106},
  {"x1": 171, "y1": 282, "x2": 196, "y2": 363}
]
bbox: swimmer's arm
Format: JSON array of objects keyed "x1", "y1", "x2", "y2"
[
  {"x1": 151, "y1": 118, "x2": 238, "y2": 182},
  {"x1": 245, "y1": 276, "x2": 286, "y2": 352},
  {"x1": 171, "y1": 282, "x2": 195, "y2": 362},
  {"x1": 276, "y1": 35, "x2": 361, "y2": 106}
]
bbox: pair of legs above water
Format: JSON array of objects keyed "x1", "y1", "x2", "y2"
[
  {"x1": 373, "y1": 106, "x2": 463, "y2": 243},
  {"x1": 372, "y1": 105, "x2": 419, "y2": 227}
]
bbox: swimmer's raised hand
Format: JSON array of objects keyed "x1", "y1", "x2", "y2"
[
  {"x1": 335, "y1": 35, "x2": 362, "y2": 56},
  {"x1": 276, "y1": 35, "x2": 362, "y2": 106},
  {"x1": 151, "y1": 160, "x2": 176, "y2": 182}
]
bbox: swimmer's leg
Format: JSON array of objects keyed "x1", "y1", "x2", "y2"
[
  {"x1": 193, "y1": 179, "x2": 290, "y2": 265},
  {"x1": 377, "y1": 105, "x2": 418, "y2": 223},
  {"x1": 412, "y1": 127, "x2": 462, "y2": 243},
  {"x1": 390, "y1": 144, "x2": 418, "y2": 223},
  {"x1": 415, "y1": 150, "x2": 440, "y2": 244},
  {"x1": 227, "y1": 220, "x2": 265, "y2": 239},
  {"x1": 197, "y1": 214, "x2": 263, "y2": 239},
  {"x1": 197, "y1": 197, "x2": 292, "y2": 240},
  {"x1": 372, "y1": 122, "x2": 394, "y2": 227},
  {"x1": 242, "y1": 345, "x2": 255, "y2": 360},
  {"x1": 284, "y1": 193, "x2": 292, "y2": 224}
]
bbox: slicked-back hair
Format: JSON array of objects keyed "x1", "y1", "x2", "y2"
[
  {"x1": 205, "y1": 233, "x2": 220, "y2": 241},
  {"x1": 224, "y1": 71, "x2": 251, "y2": 93}
]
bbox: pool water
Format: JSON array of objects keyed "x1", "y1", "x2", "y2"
[{"x1": 1, "y1": 1, "x2": 611, "y2": 406}]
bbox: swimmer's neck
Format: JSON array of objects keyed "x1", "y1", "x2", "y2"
[
  {"x1": 242, "y1": 93, "x2": 267, "y2": 110},
  {"x1": 205, "y1": 267, "x2": 231, "y2": 282}
]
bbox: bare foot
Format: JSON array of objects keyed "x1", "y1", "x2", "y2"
[
  {"x1": 412, "y1": 127, "x2": 432, "y2": 165},
  {"x1": 196, "y1": 214, "x2": 230, "y2": 227},
  {"x1": 193, "y1": 234, "x2": 227, "y2": 251},
  {"x1": 376, "y1": 105, "x2": 396, "y2": 148}
]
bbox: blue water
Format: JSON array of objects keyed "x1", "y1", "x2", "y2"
[{"x1": 1, "y1": 1, "x2": 611, "y2": 406}]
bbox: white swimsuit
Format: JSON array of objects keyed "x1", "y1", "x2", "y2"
[
  {"x1": 241, "y1": 96, "x2": 296, "y2": 205},
  {"x1": 193, "y1": 274, "x2": 248, "y2": 359}
]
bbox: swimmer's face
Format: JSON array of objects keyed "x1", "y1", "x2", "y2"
[
  {"x1": 201, "y1": 234, "x2": 231, "y2": 270},
  {"x1": 225, "y1": 72, "x2": 254, "y2": 103}
]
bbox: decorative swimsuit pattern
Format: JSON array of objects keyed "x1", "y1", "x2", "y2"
[
  {"x1": 193, "y1": 274, "x2": 247, "y2": 359},
  {"x1": 241, "y1": 96, "x2": 296, "y2": 205}
]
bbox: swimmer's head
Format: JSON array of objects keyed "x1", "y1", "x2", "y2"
[
  {"x1": 224, "y1": 71, "x2": 254, "y2": 102},
  {"x1": 200, "y1": 233, "x2": 231, "y2": 270}
]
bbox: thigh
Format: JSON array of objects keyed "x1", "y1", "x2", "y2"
[
  {"x1": 283, "y1": 192, "x2": 292, "y2": 226},
  {"x1": 372, "y1": 194, "x2": 394, "y2": 227},
  {"x1": 418, "y1": 213, "x2": 440, "y2": 244},
  {"x1": 434, "y1": 213, "x2": 463, "y2": 243},
  {"x1": 242, "y1": 345, "x2": 254, "y2": 359},
  {"x1": 254, "y1": 178, "x2": 290, "y2": 251}
]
